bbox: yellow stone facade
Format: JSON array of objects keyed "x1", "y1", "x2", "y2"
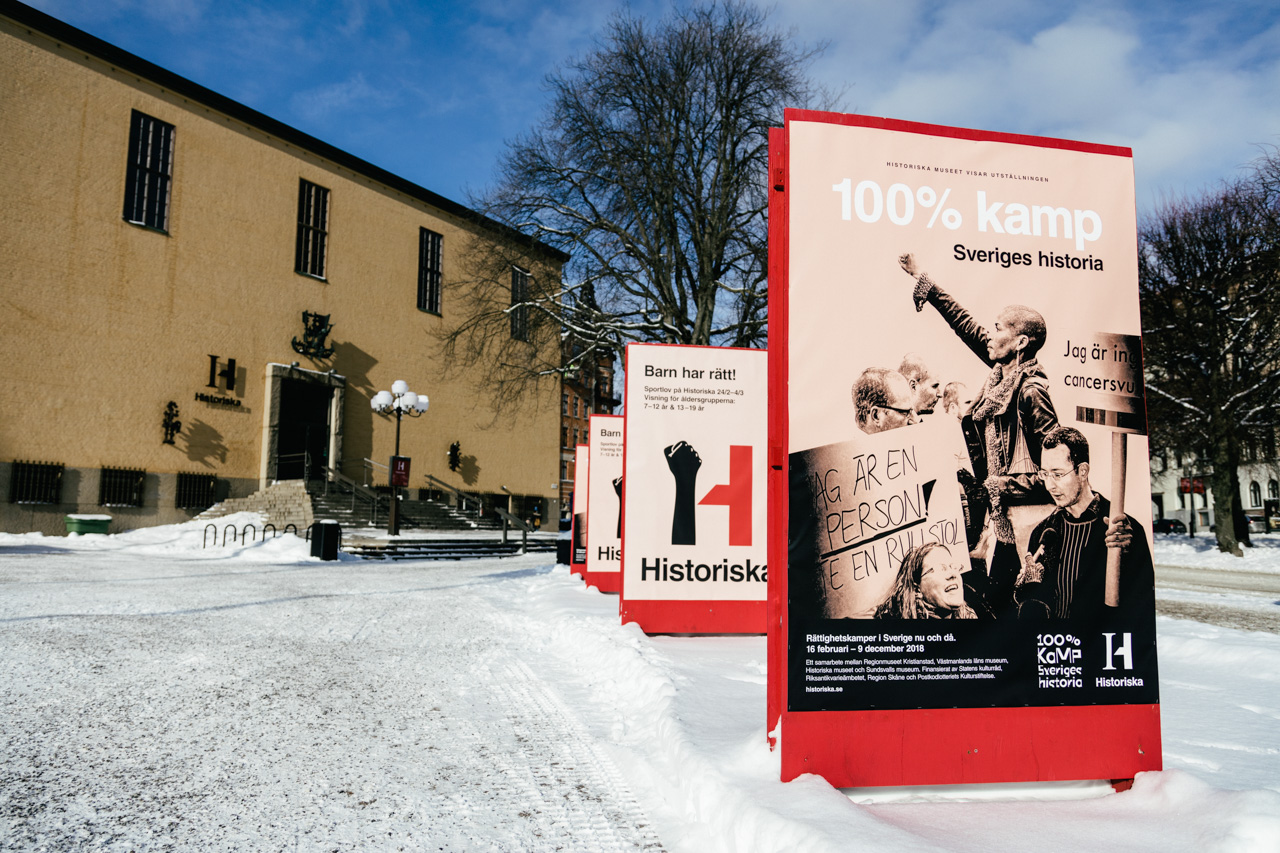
[{"x1": 0, "y1": 5, "x2": 563, "y2": 533}]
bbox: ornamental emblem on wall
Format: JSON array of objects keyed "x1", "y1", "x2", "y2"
[{"x1": 292, "y1": 311, "x2": 335, "y2": 359}]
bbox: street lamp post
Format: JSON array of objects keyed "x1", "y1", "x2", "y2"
[{"x1": 371, "y1": 380, "x2": 429, "y2": 536}]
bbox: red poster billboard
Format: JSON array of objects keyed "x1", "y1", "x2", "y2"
[
  {"x1": 585, "y1": 414, "x2": 624, "y2": 593},
  {"x1": 768, "y1": 111, "x2": 1161, "y2": 787},
  {"x1": 619, "y1": 343, "x2": 768, "y2": 633},
  {"x1": 570, "y1": 444, "x2": 589, "y2": 576}
]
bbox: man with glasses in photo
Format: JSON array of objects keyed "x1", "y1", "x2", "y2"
[
  {"x1": 852, "y1": 367, "x2": 919, "y2": 435},
  {"x1": 1015, "y1": 426, "x2": 1153, "y2": 621}
]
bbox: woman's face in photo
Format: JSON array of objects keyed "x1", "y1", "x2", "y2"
[{"x1": 917, "y1": 547, "x2": 965, "y2": 610}]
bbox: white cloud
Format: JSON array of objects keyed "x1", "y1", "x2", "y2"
[
  {"x1": 772, "y1": 0, "x2": 1280, "y2": 210},
  {"x1": 291, "y1": 73, "x2": 392, "y2": 121}
]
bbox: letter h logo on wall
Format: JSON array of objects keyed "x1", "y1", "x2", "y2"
[
  {"x1": 665, "y1": 442, "x2": 752, "y2": 547},
  {"x1": 207, "y1": 354, "x2": 237, "y2": 392}
]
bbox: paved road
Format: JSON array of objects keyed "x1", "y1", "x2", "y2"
[
  {"x1": 1155, "y1": 563, "x2": 1280, "y2": 633},
  {"x1": 0, "y1": 550, "x2": 664, "y2": 852}
]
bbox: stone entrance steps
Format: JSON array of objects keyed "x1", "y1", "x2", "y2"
[{"x1": 343, "y1": 537, "x2": 557, "y2": 561}]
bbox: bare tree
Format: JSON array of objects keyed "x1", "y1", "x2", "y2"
[
  {"x1": 1140, "y1": 160, "x2": 1280, "y2": 555},
  {"x1": 444, "y1": 1, "x2": 826, "y2": 398}
]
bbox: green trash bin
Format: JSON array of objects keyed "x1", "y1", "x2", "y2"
[{"x1": 65, "y1": 514, "x2": 111, "y2": 535}]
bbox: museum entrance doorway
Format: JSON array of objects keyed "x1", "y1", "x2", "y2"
[
  {"x1": 262, "y1": 364, "x2": 345, "y2": 486},
  {"x1": 276, "y1": 379, "x2": 333, "y2": 480}
]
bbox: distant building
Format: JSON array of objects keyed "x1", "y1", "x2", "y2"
[
  {"x1": 0, "y1": 2, "x2": 568, "y2": 533},
  {"x1": 1149, "y1": 446, "x2": 1280, "y2": 534}
]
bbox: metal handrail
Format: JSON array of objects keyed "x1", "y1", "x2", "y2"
[
  {"x1": 276, "y1": 451, "x2": 312, "y2": 482},
  {"x1": 362, "y1": 457, "x2": 389, "y2": 487},
  {"x1": 320, "y1": 465, "x2": 386, "y2": 525},
  {"x1": 422, "y1": 474, "x2": 483, "y2": 515},
  {"x1": 492, "y1": 506, "x2": 530, "y2": 552}
]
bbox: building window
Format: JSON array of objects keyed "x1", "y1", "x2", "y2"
[
  {"x1": 573, "y1": 397, "x2": 580, "y2": 418},
  {"x1": 123, "y1": 110, "x2": 175, "y2": 231},
  {"x1": 8, "y1": 460, "x2": 63, "y2": 505},
  {"x1": 295, "y1": 179, "x2": 329, "y2": 278},
  {"x1": 510, "y1": 267, "x2": 530, "y2": 341},
  {"x1": 417, "y1": 227, "x2": 442, "y2": 313},
  {"x1": 176, "y1": 473, "x2": 218, "y2": 510},
  {"x1": 561, "y1": 426, "x2": 568, "y2": 448},
  {"x1": 562, "y1": 393, "x2": 569, "y2": 416},
  {"x1": 1250, "y1": 481, "x2": 1262, "y2": 508},
  {"x1": 1270, "y1": 480, "x2": 1279, "y2": 501},
  {"x1": 99, "y1": 467, "x2": 146, "y2": 507}
]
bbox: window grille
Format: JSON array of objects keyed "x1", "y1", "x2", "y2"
[
  {"x1": 123, "y1": 110, "x2": 175, "y2": 231},
  {"x1": 417, "y1": 228, "x2": 443, "y2": 313},
  {"x1": 510, "y1": 267, "x2": 530, "y2": 341},
  {"x1": 295, "y1": 179, "x2": 329, "y2": 278},
  {"x1": 99, "y1": 467, "x2": 146, "y2": 508},
  {"x1": 8, "y1": 460, "x2": 63, "y2": 505},
  {"x1": 176, "y1": 473, "x2": 218, "y2": 510}
]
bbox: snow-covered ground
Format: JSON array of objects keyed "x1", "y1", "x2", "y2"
[{"x1": 1, "y1": 516, "x2": 1277, "y2": 852}]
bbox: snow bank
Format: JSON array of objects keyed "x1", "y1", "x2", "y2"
[{"x1": 1153, "y1": 533, "x2": 1280, "y2": 574}]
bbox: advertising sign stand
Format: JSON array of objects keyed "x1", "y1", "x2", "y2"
[
  {"x1": 620, "y1": 343, "x2": 768, "y2": 634},
  {"x1": 585, "y1": 415, "x2": 625, "y2": 593},
  {"x1": 769, "y1": 110, "x2": 1161, "y2": 789}
]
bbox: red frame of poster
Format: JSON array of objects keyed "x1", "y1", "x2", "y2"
[
  {"x1": 584, "y1": 414, "x2": 623, "y2": 594},
  {"x1": 619, "y1": 342, "x2": 766, "y2": 634},
  {"x1": 766, "y1": 111, "x2": 1162, "y2": 787}
]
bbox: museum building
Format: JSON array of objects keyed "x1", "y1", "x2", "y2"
[{"x1": 0, "y1": 1, "x2": 567, "y2": 534}]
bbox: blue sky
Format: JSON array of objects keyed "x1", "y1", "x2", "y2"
[{"x1": 26, "y1": 0, "x2": 1280, "y2": 216}]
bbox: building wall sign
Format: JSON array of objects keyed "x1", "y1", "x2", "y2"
[
  {"x1": 207, "y1": 354, "x2": 237, "y2": 392},
  {"x1": 195, "y1": 392, "x2": 242, "y2": 407},
  {"x1": 292, "y1": 311, "x2": 335, "y2": 359}
]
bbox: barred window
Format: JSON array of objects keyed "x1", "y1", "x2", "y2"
[
  {"x1": 510, "y1": 267, "x2": 530, "y2": 341},
  {"x1": 418, "y1": 228, "x2": 443, "y2": 313},
  {"x1": 99, "y1": 467, "x2": 146, "y2": 508},
  {"x1": 295, "y1": 179, "x2": 329, "y2": 278},
  {"x1": 9, "y1": 461, "x2": 63, "y2": 505},
  {"x1": 123, "y1": 110, "x2": 175, "y2": 231},
  {"x1": 176, "y1": 472, "x2": 218, "y2": 510}
]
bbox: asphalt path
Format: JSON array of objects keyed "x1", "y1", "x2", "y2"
[
  {"x1": 1155, "y1": 563, "x2": 1280, "y2": 634},
  {"x1": 0, "y1": 550, "x2": 665, "y2": 852}
]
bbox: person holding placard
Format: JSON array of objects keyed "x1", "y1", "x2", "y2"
[{"x1": 1015, "y1": 427, "x2": 1153, "y2": 621}]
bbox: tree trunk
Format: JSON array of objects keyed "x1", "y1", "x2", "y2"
[
  {"x1": 1230, "y1": 465, "x2": 1254, "y2": 548},
  {"x1": 1210, "y1": 437, "x2": 1243, "y2": 556}
]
